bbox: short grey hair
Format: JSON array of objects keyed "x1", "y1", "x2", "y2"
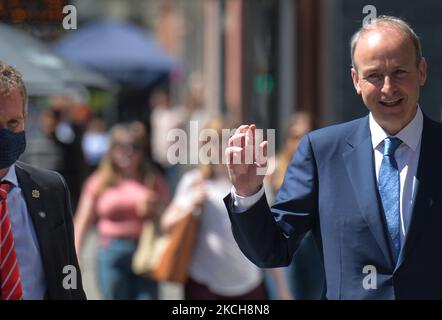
[
  {"x1": 350, "y1": 15, "x2": 422, "y2": 71},
  {"x1": 0, "y1": 61, "x2": 28, "y2": 114}
]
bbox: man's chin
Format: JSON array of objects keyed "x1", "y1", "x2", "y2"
[{"x1": 374, "y1": 111, "x2": 416, "y2": 134}]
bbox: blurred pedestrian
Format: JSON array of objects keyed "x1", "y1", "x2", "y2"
[
  {"x1": 20, "y1": 107, "x2": 64, "y2": 173},
  {"x1": 81, "y1": 115, "x2": 110, "y2": 175},
  {"x1": 268, "y1": 112, "x2": 324, "y2": 299},
  {"x1": 48, "y1": 96, "x2": 88, "y2": 212},
  {"x1": 161, "y1": 118, "x2": 272, "y2": 299},
  {"x1": 74, "y1": 121, "x2": 169, "y2": 300},
  {"x1": 150, "y1": 88, "x2": 186, "y2": 193}
]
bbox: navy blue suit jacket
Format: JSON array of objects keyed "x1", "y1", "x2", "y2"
[{"x1": 224, "y1": 115, "x2": 442, "y2": 299}]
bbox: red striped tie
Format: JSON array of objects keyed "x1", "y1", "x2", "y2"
[{"x1": 0, "y1": 182, "x2": 23, "y2": 300}]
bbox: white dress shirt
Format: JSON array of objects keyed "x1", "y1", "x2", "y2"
[
  {"x1": 232, "y1": 108, "x2": 423, "y2": 240},
  {"x1": 370, "y1": 107, "x2": 422, "y2": 239},
  {"x1": 2, "y1": 164, "x2": 47, "y2": 299}
]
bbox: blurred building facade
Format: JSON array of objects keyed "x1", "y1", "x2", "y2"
[
  {"x1": 8, "y1": 0, "x2": 442, "y2": 146},
  {"x1": 213, "y1": 0, "x2": 442, "y2": 147}
]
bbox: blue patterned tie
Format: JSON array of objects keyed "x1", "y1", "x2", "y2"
[{"x1": 379, "y1": 137, "x2": 402, "y2": 263}]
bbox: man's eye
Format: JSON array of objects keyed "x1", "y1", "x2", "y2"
[
  {"x1": 366, "y1": 74, "x2": 382, "y2": 82},
  {"x1": 7, "y1": 120, "x2": 19, "y2": 128},
  {"x1": 395, "y1": 70, "x2": 408, "y2": 79}
]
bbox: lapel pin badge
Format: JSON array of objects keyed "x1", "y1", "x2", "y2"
[{"x1": 32, "y1": 189, "x2": 40, "y2": 198}]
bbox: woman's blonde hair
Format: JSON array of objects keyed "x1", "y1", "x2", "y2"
[
  {"x1": 199, "y1": 117, "x2": 232, "y2": 179},
  {"x1": 95, "y1": 121, "x2": 156, "y2": 194}
]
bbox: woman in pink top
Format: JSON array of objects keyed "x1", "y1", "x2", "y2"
[{"x1": 74, "y1": 122, "x2": 169, "y2": 299}]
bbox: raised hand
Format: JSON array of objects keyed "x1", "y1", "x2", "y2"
[{"x1": 225, "y1": 124, "x2": 268, "y2": 196}]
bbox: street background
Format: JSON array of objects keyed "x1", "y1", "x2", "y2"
[{"x1": 1, "y1": 0, "x2": 442, "y2": 300}]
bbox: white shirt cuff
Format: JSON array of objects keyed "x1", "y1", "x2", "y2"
[{"x1": 230, "y1": 185, "x2": 265, "y2": 213}]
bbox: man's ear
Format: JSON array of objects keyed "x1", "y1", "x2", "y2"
[{"x1": 351, "y1": 67, "x2": 362, "y2": 95}]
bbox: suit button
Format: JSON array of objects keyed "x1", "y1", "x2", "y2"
[{"x1": 38, "y1": 211, "x2": 46, "y2": 218}]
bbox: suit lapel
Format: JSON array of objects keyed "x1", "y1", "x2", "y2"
[
  {"x1": 395, "y1": 117, "x2": 442, "y2": 271},
  {"x1": 15, "y1": 165, "x2": 57, "y2": 295},
  {"x1": 343, "y1": 117, "x2": 394, "y2": 266}
]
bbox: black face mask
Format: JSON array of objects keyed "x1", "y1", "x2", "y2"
[{"x1": 0, "y1": 129, "x2": 26, "y2": 169}]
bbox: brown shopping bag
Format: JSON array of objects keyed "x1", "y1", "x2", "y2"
[{"x1": 132, "y1": 212, "x2": 199, "y2": 283}]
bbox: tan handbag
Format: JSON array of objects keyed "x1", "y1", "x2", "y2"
[{"x1": 133, "y1": 212, "x2": 199, "y2": 283}]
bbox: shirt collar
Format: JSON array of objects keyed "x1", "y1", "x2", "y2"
[
  {"x1": 0, "y1": 164, "x2": 19, "y2": 188},
  {"x1": 369, "y1": 106, "x2": 423, "y2": 152}
]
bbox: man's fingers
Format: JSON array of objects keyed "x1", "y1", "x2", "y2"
[
  {"x1": 231, "y1": 124, "x2": 255, "y2": 145},
  {"x1": 227, "y1": 124, "x2": 260, "y2": 166},
  {"x1": 245, "y1": 125, "x2": 255, "y2": 148},
  {"x1": 230, "y1": 124, "x2": 257, "y2": 146},
  {"x1": 234, "y1": 124, "x2": 250, "y2": 136},
  {"x1": 225, "y1": 146, "x2": 243, "y2": 164},
  {"x1": 255, "y1": 141, "x2": 268, "y2": 167},
  {"x1": 262, "y1": 140, "x2": 268, "y2": 158},
  {"x1": 229, "y1": 132, "x2": 247, "y2": 147}
]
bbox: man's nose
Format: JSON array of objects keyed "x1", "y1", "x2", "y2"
[{"x1": 381, "y1": 76, "x2": 397, "y2": 95}]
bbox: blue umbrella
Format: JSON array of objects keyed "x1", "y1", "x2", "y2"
[{"x1": 54, "y1": 20, "x2": 178, "y2": 85}]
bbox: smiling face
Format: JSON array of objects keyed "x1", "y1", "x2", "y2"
[
  {"x1": 351, "y1": 26, "x2": 427, "y2": 135},
  {"x1": 110, "y1": 130, "x2": 143, "y2": 173}
]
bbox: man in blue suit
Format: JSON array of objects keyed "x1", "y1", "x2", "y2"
[{"x1": 224, "y1": 16, "x2": 442, "y2": 299}]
